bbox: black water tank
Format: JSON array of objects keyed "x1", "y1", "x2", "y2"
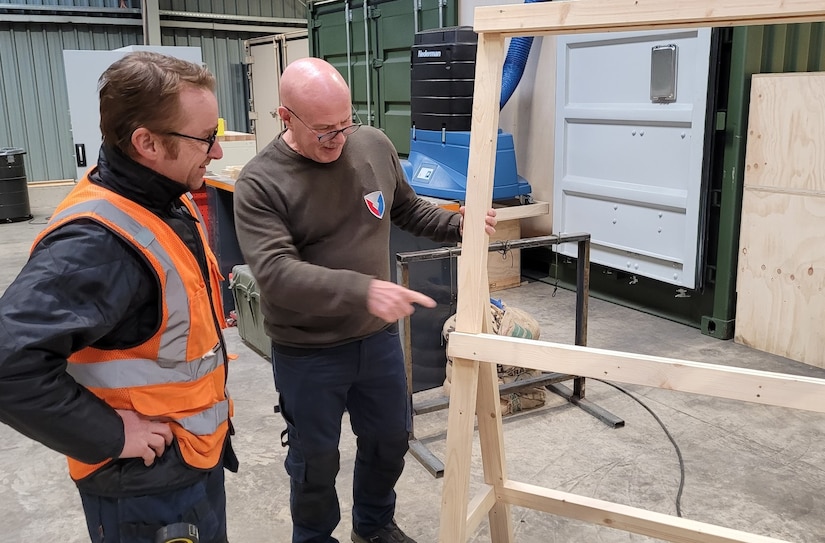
[
  {"x1": 0, "y1": 148, "x2": 32, "y2": 223},
  {"x1": 411, "y1": 26, "x2": 478, "y2": 131}
]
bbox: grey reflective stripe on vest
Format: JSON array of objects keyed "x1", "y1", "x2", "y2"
[
  {"x1": 67, "y1": 344, "x2": 228, "y2": 435},
  {"x1": 180, "y1": 399, "x2": 230, "y2": 435},
  {"x1": 50, "y1": 198, "x2": 190, "y2": 364},
  {"x1": 68, "y1": 343, "x2": 225, "y2": 388}
]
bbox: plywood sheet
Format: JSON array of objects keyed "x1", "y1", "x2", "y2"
[
  {"x1": 736, "y1": 189, "x2": 825, "y2": 367},
  {"x1": 735, "y1": 73, "x2": 825, "y2": 367},
  {"x1": 744, "y1": 72, "x2": 825, "y2": 192}
]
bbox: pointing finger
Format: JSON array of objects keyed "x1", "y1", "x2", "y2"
[{"x1": 408, "y1": 291, "x2": 436, "y2": 308}]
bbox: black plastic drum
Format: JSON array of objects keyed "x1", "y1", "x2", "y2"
[{"x1": 0, "y1": 148, "x2": 32, "y2": 223}]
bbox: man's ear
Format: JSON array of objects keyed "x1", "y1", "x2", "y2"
[
  {"x1": 278, "y1": 106, "x2": 292, "y2": 125},
  {"x1": 131, "y1": 127, "x2": 160, "y2": 160}
]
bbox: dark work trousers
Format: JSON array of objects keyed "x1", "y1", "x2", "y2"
[
  {"x1": 271, "y1": 326, "x2": 411, "y2": 543},
  {"x1": 78, "y1": 466, "x2": 228, "y2": 543}
]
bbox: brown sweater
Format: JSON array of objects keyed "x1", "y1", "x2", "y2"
[{"x1": 234, "y1": 126, "x2": 461, "y2": 347}]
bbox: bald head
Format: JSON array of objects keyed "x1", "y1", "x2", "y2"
[
  {"x1": 281, "y1": 58, "x2": 350, "y2": 112},
  {"x1": 278, "y1": 58, "x2": 356, "y2": 163}
]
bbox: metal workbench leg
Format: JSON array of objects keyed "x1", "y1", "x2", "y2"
[
  {"x1": 545, "y1": 237, "x2": 624, "y2": 429},
  {"x1": 398, "y1": 259, "x2": 446, "y2": 477},
  {"x1": 399, "y1": 234, "x2": 626, "y2": 478}
]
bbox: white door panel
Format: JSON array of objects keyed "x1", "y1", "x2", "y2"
[
  {"x1": 554, "y1": 29, "x2": 712, "y2": 288},
  {"x1": 247, "y1": 31, "x2": 308, "y2": 152},
  {"x1": 248, "y1": 40, "x2": 282, "y2": 151},
  {"x1": 560, "y1": 190, "x2": 687, "y2": 265},
  {"x1": 565, "y1": 122, "x2": 693, "y2": 189}
]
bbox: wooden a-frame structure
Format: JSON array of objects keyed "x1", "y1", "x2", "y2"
[{"x1": 442, "y1": 1, "x2": 825, "y2": 542}]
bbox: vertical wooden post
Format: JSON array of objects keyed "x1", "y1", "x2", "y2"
[
  {"x1": 439, "y1": 32, "x2": 510, "y2": 542},
  {"x1": 476, "y1": 353, "x2": 513, "y2": 541}
]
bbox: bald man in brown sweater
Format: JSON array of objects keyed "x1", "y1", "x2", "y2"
[{"x1": 234, "y1": 57, "x2": 495, "y2": 543}]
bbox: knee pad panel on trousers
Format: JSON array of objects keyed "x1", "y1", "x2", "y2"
[
  {"x1": 289, "y1": 450, "x2": 342, "y2": 536},
  {"x1": 306, "y1": 450, "x2": 341, "y2": 486},
  {"x1": 286, "y1": 448, "x2": 341, "y2": 486},
  {"x1": 356, "y1": 434, "x2": 409, "y2": 466},
  {"x1": 355, "y1": 435, "x2": 408, "y2": 485}
]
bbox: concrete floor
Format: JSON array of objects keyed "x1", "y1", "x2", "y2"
[{"x1": 2, "y1": 184, "x2": 825, "y2": 542}]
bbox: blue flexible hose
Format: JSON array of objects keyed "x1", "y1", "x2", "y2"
[{"x1": 500, "y1": 0, "x2": 549, "y2": 109}]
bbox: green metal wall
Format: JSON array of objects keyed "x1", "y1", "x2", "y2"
[
  {"x1": 161, "y1": 0, "x2": 304, "y2": 19},
  {"x1": 1, "y1": 0, "x2": 305, "y2": 18},
  {"x1": 0, "y1": 22, "x2": 143, "y2": 182},
  {"x1": 308, "y1": 0, "x2": 458, "y2": 156},
  {"x1": 0, "y1": 1, "x2": 306, "y2": 182},
  {"x1": 0, "y1": 22, "x2": 273, "y2": 181}
]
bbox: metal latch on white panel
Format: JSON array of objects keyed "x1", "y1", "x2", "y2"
[{"x1": 650, "y1": 44, "x2": 678, "y2": 103}]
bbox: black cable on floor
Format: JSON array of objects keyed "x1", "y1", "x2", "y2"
[{"x1": 593, "y1": 378, "x2": 686, "y2": 517}]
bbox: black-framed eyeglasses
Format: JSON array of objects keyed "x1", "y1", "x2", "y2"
[
  {"x1": 167, "y1": 128, "x2": 219, "y2": 153},
  {"x1": 283, "y1": 106, "x2": 361, "y2": 143}
]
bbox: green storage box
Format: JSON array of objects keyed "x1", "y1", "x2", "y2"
[{"x1": 229, "y1": 264, "x2": 270, "y2": 360}]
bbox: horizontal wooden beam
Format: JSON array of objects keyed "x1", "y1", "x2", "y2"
[
  {"x1": 466, "y1": 484, "x2": 496, "y2": 535},
  {"x1": 499, "y1": 480, "x2": 790, "y2": 543},
  {"x1": 473, "y1": 0, "x2": 825, "y2": 37},
  {"x1": 447, "y1": 332, "x2": 825, "y2": 413},
  {"x1": 494, "y1": 201, "x2": 550, "y2": 221}
]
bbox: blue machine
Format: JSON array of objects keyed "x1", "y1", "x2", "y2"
[
  {"x1": 404, "y1": 26, "x2": 533, "y2": 202},
  {"x1": 401, "y1": 129, "x2": 532, "y2": 201}
]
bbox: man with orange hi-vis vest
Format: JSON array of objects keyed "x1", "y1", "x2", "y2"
[{"x1": 0, "y1": 52, "x2": 237, "y2": 543}]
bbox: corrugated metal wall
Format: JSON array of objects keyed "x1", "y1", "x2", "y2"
[
  {"x1": 0, "y1": 1, "x2": 126, "y2": 7},
  {"x1": 0, "y1": 22, "x2": 143, "y2": 182},
  {"x1": 1, "y1": 0, "x2": 305, "y2": 18},
  {"x1": 698, "y1": 22, "x2": 825, "y2": 336},
  {"x1": 161, "y1": 28, "x2": 268, "y2": 138},
  {"x1": 755, "y1": 23, "x2": 825, "y2": 72},
  {"x1": 0, "y1": 0, "x2": 306, "y2": 181},
  {"x1": 162, "y1": 0, "x2": 304, "y2": 19}
]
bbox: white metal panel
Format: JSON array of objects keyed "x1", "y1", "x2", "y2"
[
  {"x1": 247, "y1": 39, "x2": 282, "y2": 151},
  {"x1": 207, "y1": 138, "x2": 257, "y2": 175},
  {"x1": 553, "y1": 29, "x2": 712, "y2": 288},
  {"x1": 285, "y1": 31, "x2": 309, "y2": 65},
  {"x1": 63, "y1": 46, "x2": 202, "y2": 181},
  {"x1": 246, "y1": 30, "x2": 308, "y2": 152}
]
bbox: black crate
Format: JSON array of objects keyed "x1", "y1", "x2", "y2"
[
  {"x1": 411, "y1": 96, "x2": 474, "y2": 116},
  {"x1": 413, "y1": 26, "x2": 478, "y2": 50},
  {"x1": 411, "y1": 26, "x2": 478, "y2": 131}
]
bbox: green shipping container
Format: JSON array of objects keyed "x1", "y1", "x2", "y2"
[
  {"x1": 308, "y1": 0, "x2": 458, "y2": 156},
  {"x1": 701, "y1": 23, "x2": 825, "y2": 339}
]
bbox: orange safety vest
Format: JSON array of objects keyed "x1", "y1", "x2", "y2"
[{"x1": 32, "y1": 176, "x2": 232, "y2": 481}]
